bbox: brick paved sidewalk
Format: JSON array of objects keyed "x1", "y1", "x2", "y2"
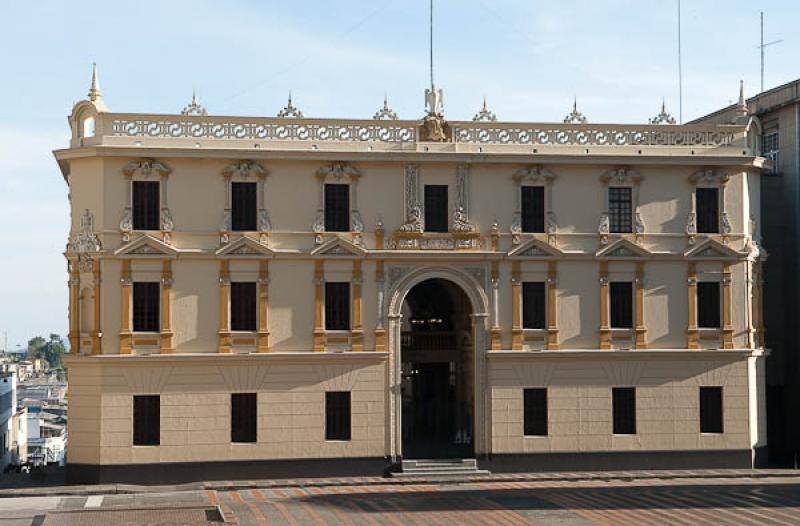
[{"x1": 1, "y1": 468, "x2": 798, "y2": 498}]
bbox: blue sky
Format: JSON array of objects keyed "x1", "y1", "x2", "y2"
[{"x1": 0, "y1": 0, "x2": 797, "y2": 350}]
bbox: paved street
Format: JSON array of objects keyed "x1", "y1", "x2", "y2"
[{"x1": 2, "y1": 475, "x2": 800, "y2": 525}]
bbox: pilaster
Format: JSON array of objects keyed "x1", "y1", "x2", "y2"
[
  {"x1": 634, "y1": 261, "x2": 647, "y2": 349},
  {"x1": 218, "y1": 260, "x2": 231, "y2": 353},
  {"x1": 160, "y1": 260, "x2": 174, "y2": 353},
  {"x1": 722, "y1": 262, "x2": 734, "y2": 349},
  {"x1": 91, "y1": 259, "x2": 102, "y2": 354},
  {"x1": 599, "y1": 261, "x2": 611, "y2": 349},
  {"x1": 687, "y1": 262, "x2": 699, "y2": 349},
  {"x1": 120, "y1": 260, "x2": 132, "y2": 354},
  {"x1": 257, "y1": 260, "x2": 270, "y2": 353},
  {"x1": 68, "y1": 261, "x2": 80, "y2": 354},
  {"x1": 511, "y1": 260, "x2": 523, "y2": 350},
  {"x1": 351, "y1": 260, "x2": 364, "y2": 352},
  {"x1": 490, "y1": 261, "x2": 501, "y2": 350},
  {"x1": 546, "y1": 261, "x2": 559, "y2": 350},
  {"x1": 313, "y1": 260, "x2": 325, "y2": 352},
  {"x1": 374, "y1": 260, "x2": 386, "y2": 352}
]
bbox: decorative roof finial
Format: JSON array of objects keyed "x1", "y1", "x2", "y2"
[
  {"x1": 88, "y1": 62, "x2": 102, "y2": 102},
  {"x1": 373, "y1": 94, "x2": 398, "y2": 120},
  {"x1": 472, "y1": 96, "x2": 497, "y2": 122},
  {"x1": 277, "y1": 91, "x2": 304, "y2": 118},
  {"x1": 649, "y1": 98, "x2": 676, "y2": 125},
  {"x1": 563, "y1": 96, "x2": 587, "y2": 124},
  {"x1": 181, "y1": 90, "x2": 208, "y2": 116},
  {"x1": 737, "y1": 80, "x2": 748, "y2": 114}
]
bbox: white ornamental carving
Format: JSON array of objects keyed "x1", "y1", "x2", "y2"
[
  {"x1": 598, "y1": 213, "x2": 610, "y2": 244},
  {"x1": 510, "y1": 212, "x2": 522, "y2": 245},
  {"x1": 686, "y1": 212, "x2": 697, "y2": 235},
  {"x1": 399, "y1": 205, "x2": 423, "y2": 233},
  {"x1": 258, "y1": 209, "x2": 272, "y2": 233},
  {"x1": 634, "y1": 211, "x2": 645, "y2": 235},
  {"x1": 452, "y1": 206, "x2": 476, "y2": 233},
  {"x1": 68, "y1": 209, "x2": 102, "y2": 253},
  {"x1": 720, "y1": 212, "x2": 732, "y2": 235},
  {"x1": 119, "y1": 208, "x2": 133, "y2": 242},
  {"x1": 160, "y1": 208, "x2": 174, "y2": 232},
  {"x1": 222, "y1": 160, "x2": 268, "y2": 179}
]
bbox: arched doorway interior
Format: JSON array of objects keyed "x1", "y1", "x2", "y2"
[{"x1": 400, "y1": 278, "x2": 474, "y2": 459}]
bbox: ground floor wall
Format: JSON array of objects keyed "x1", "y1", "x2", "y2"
[{"x1": 65, "y1": 350, "x2": 767, "y2": 484}]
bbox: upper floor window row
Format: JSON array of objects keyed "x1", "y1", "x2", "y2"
[{"x1": 124, "y1": 171, "x2": 734, "y2": 236}]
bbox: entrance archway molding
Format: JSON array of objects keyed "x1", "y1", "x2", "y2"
[{"x1": 385, "y1": 265, "x2": 490, "y2": 461}]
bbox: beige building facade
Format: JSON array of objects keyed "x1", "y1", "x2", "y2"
[{"x1": 57, "y1": 69, "x2": 769, "y2": 483}]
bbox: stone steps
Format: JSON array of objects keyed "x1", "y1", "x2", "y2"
[{"x1": 391, "y1": 458, "x2": 491, "y2": 478}]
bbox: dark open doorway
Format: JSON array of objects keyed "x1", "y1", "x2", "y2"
[{"x1": 401, "y1": 278, "x2": 474, "y2": 459}]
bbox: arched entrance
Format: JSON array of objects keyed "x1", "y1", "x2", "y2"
[{"x1": 400, "y1": 278, "x2": 474, "y2": 458}]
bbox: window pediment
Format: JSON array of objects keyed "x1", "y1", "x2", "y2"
[
  {"x1": 115, "y1": 234, "x2": 178, "y2": 258},
  {"x1": 507, "y1": 237, "x2": 563, "y2": 258},
  {"x1": 216, "y1": 236, "x2": 275, "y2": 257},
  {"x1": 596, "y1": 238, "x2": 651, "y2": 259},
  {"x1": 684, "y1": 238, "x2": 742, "y2": 260},
  {"x1": 311, "y1": 237, "x2": 367, "y2": 257}
]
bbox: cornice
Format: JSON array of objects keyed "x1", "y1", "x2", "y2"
[
  {"x1": 65, "y1": 351, "x2": 390, "y2": 367},
  {"x1": 52, "y1": 146, "x2": 767, "y2": 169},
  {"x1": 487, "y1": 348, "x2": 767, "y2": 360}
]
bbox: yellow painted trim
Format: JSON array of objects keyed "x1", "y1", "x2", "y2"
[
  {"x1": 547, "y1": 261, "x2": 559, "y2": 350},
  {"x1": 92, "y1": 259, "x2": 102, "y2": 354},
  {"x1": 160, "y1": 259, "x2": 173, "y2": 353},
  {"x1": 120, "y1": 259, "x2": 132, "y2": 355},
  {"x1": 599, "y1": 261, "x2": 611, "y2": 350},
  {"x1": 511, "y1": 260, "x2": 523, "y2": 350},
  {"x1": 687, "y1": 262, "x2": 699, "y2": 349},
  {"x1": 218, "y1": 260, "x2": 231, "y2": 353},
  {"x1": 351, "y1": 260, "x2": 363, "y2": 352},
  {"x1": 722, "y1": 262, "x2": 734, "y2": 349},
  {"x1": 491, "y1": 261, "x2": 502, "y2": 350},
  {"x1": 634, "y1": 261, "x2": 647, "y2": 349},
  {"x1": 313, "y1": 260, "x2": 325, "y2": 352},
  {"x1": 68, "y1": 261, "x2": 80, "y2": 354},
  {"x1": 257, "y1": 260, "x2": 270, "y2": 353}
]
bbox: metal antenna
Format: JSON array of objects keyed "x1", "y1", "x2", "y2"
[
  {"x1": 677, "y1": 0, "x2": 683, "y2": 124},
  {"x1": 758, "y1": 11, "x2": 783, "y2": 92},
  {"x1": 430, "y1": 0, "x2": 434, "y2": 89}
]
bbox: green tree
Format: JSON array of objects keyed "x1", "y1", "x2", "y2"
[{"x1": 27, "y1": 334, "x2": 66, "y2": 370}]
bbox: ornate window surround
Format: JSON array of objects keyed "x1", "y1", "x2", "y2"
[
  {"x1": 120, "y1": 158, "x2": 173, "y2": 244},
  {"x1": 510, "y1": 165, "x2": 557, "y2": 246},
  {"x1": 598, "y1": 168, "x2": 644, "y2": 245},
  {"x1": 312, "y1": 162, "x2": 364, "y2": 246},
  {"x1": 687, "y1": 168, "x2": 731, "y2": 245},
  {"x1": 67, "y1": 209, "x2": 103, "y2": 355},
  {"x1": 393, "y1": 163, "x2": 480, "y2": 250},
  {"x1": 219, "y1": 160, "x2": 271, "y2": 245}
]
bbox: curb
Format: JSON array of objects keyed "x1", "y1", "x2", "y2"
[{"x1": 1, "y1": 469, "x2": 798, "y2": 498}]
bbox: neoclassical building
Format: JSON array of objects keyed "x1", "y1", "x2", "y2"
[{"x1": 58, "y1": 68, "x2": 769, "y2": 483}]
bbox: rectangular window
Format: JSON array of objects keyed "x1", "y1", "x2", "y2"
[
  {"x1": 610, "y1": 282, "x2": 633, "y2": 329},
  {"x1": 608, "y1": 187, "x2": 632, "y2": 233},
  {"x1": 133, "y1": 395, "x2": 160, "y2": 446},
  {"x1": 523, "y1": 388, "x2": 548, "y2": 436},
  {"x1": 230, "y1": 282, "x2": 257, "y2": 331},
  {"x1": 697, "y1": 282, "x2": 721, "y2": 329},
  {"x1": 132, "y1": 282, "x2": 160, "y2": 332},
  {"x1": 522, "y1": 282, "x2": 546, "y2": 329},
  {"x1": 231, "y1": 393, "x2": 257, "y2": 443},
  {"x1": 231, "y1": 182, "x2": 257, "y2": 231},
  {"x1": 612, "y1": 387, "x2": 636, "y2": 435},
  {"x1": 424, "y1": 185, "x2": 449, "y2": 232},
  {"x1": 324, "y1": 184, "x2": 350, "y2": 232},
  {"x1": 696, "y1": 188, "x2": 719, "y2": 234},
  {"x1": 325, "y1": 391, "x2": 351, "y2": 440},
  {"x1": 521, "y1": 186, "x2": 545, "y2": 233},
  {"x1": 699, "y1": 386, "x2": 724, "y2": 433},
  {"x1": 325, "y1": 282, "x2": 350, "y2": 331},
  {"x1": 132, "y1": 181, "x2": 160, "y2": 231},
  {"x1": 762, "y1": 131, "x2": 779, "y2": 173}
]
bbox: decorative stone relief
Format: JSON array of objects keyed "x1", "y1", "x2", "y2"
[
  {"x1": 452, "y1": 164, "x2": 477, "y2": 232},
  {"x1": 373, "y1": 96, "x2": 399, "y2": 120},
  {"x1": 598, "y1": 213, "x2": 610, "y2": 245},
  {"x1": 399, "y1": 164, "x2": 423, "y2": 232},
  {"x1": 313, "y1": 162, "x2": 362, "y2": 245},
  {"x1": 277, "y1": 92, "x2": 304, "y2": 118},
  {"x1": 68, "y1": 209, "x2": 102, "y2": 253}
]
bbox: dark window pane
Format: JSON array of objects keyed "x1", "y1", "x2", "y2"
[
  {"x1": 133, "y1": 395, "x2": 160, "y2": 445},
  {"x1": 696, "y1": 188, "x2": 719, "y2": 234},
  {"x1": 325, "y1": 282, "x2": 350, "y2": 331},
  {"x1": 424, "y1": 185, "x2": 449, "y2": 232},
  {"x1": 231, "y1": 282, "x2": 257, "y2": 331},
  {"x1": 231, "y1": 182, "x2": 257, "y2": 231},
  {"x1": 231, "y1": 393, "x2": 257, "y2": 443},
  {"x1": 325, "y1": 391, "x2": 351, "y2": 440},
  {"x1": 612, "y1": 387, "x2": 636, "y2": 434},
  {"x1": 522, "y1": 282, "x2": 546, "y2": 329},
  {"x1": 700, "y1": 386, "x2": 724, "y2": 433},
  {"x1": 608, "y1": 187, "x2": 632, "y2": 233},
  {"x1": 524, "y1": 388, "x2": 548, "y2": 436},
  {"x1": 132, "y1": 181, "x2": 160, "y2": 231},
  {"x1": 324, "y1": 184, "x2": 350, "y2": 232},
  {"x1": 610, "y1": 282, "x2": 633, "y2": 329},
  {"x1": 697, "y1": 282, "x2": 721, "y2": 329},
  {"x1": 133, "y1": 282, "x2": 160, "y2": 332},
  {"x1": 521, "y1": 186, "x2": 545, "y2": 233}
]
